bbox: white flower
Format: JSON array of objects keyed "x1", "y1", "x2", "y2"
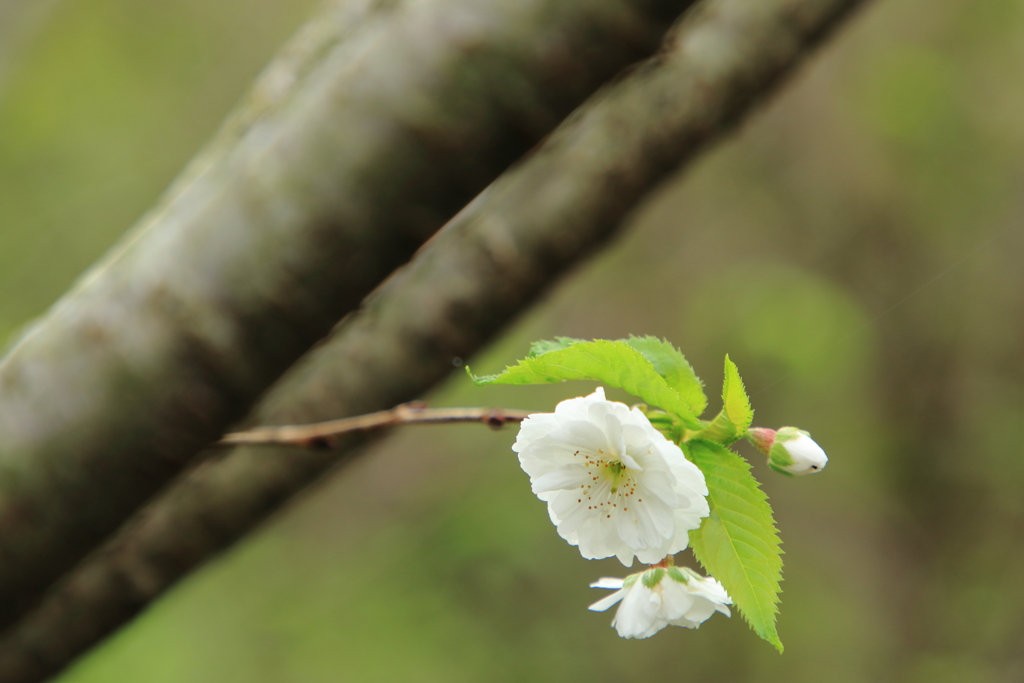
[
  {"x1": 512, "y1": 388, "x2": 709, "y2": 566},
  {"x1": 767, "y1": 426, "x2": 828, "y2": 476},
  {"x1": 589, "y1": 565, "x2": 732, "y2": 639}
]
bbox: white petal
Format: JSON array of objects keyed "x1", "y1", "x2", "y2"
[
  {"x1": 510, "y1": 413, "x2": 562, "y2": 451},
  {"x1": 654, "y1": 513, "x2": 697, "y2": 557},
  {"x1": 637, "y1": 473, "x2": 680, "y2": 510},
  {"x1": 688, "y1": 596, "x2": 721, "y2": 624},
  {"x1": 612, "y1": 583, "x2": 663, "y2": 639},
  {"x1": 574, "y1": 518, "x2": 613, "y2": 561},
  {"x1": 687, "y1": 575, "x2": 732, "y2": 606},
  {"x1": 659, "y1": 578, "x2": 697, "y2": 621},
  {"x1": 667, "y1": 453, "x2": 709, "y2": 498},
  {"x1": 552, "y1": 388, "x2": 608, "y2": 421},
  {"x1": 636, "y1": 619, "x2": 670, "y2": 639},
  {"x1": 546, "y1": 500, "x2": 563, "y2": 526},
  {"x1": 615, "y1": 505, "x2": 644, "y2": 549},
  {"x1": 547, "y1": 421, "x2": 611, "y2": 456},
  {"x1": 620, "y1": 423, "x2": 651, "y2": 449},
  {"x1": 531, "y1": 465, "x2": 588, "y2": 495},
  {"x1": 624, "y1": 499, "x2": 672, "y2": 554},
  {"x1": 517, "y1": 437, "x2": 588, "y2": 477},
  {"x1": 618, "y1": 452, "x2": 644, "y2": 471},
  {"x1": 627, "y1": 498, "x2": 660, "y2": 545},
  {"x1": 634, "y1": 544, "x2": 674, "y2": 565},
  {"x1": 550, "y1": 491, "x2": 594, "y2": 537},
  {"x1": 590, "y1": 577, "x2": 626, "y2": 590},
  {"x1": 588, "y1": 590, "x2": 627, "y2": 612},
  {"x1": 593, "y1": 405, "x2": 625, "y2": 458},
  {"x1": 615, "y1": 545, "x2": 635, "y2": 567},
  {"x1": 636, "y1": 492, "x2": 676, "y2": 540}
]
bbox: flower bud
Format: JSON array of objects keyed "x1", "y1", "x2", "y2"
[{"x1": 747, "y1": 426, "x2": 828, "y2": 476}]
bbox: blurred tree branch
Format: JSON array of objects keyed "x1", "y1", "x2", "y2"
[
  {"x1": 0, "y1": 0, "x2": 691, "y2": 633},
  {"x1": 0, "y1": 0, "x2": 866, "y2": 679}
]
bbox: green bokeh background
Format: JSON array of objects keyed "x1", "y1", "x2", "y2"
[{"x1": 3, "y1": 0, "x2": 1024, "y2": 681}]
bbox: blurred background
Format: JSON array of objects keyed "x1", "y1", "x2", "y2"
[{"x1": 3, "y1": 0, "x2": 1024, "y2": 681}]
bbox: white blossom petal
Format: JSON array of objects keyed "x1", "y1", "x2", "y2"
[
  {"x1": 672, "y1": 598, "x2": 718, "y2": 627},
  {"x1": 588, "y1": 590, "x2": 627, "y2": 612},
  {"x1": 612, "y1": 579, "x2": 663, "y2": 638},
  {"x1": 618, "y1": 452, "x2": 644, "y2": 472},
  {"x1": 659, "y1": 578, "x2": 697, "y2": 620},
  {"x1": 531, "y1": 465, "x2": 589, "y2": 495}
]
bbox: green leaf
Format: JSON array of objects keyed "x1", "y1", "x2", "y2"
[
  {"x1": 527, "y1": 337, "x2": 587, "y2": 358},
  {"x1": 467, "y1": 339, "x2": 701, "y2": 429},
  {"x1": 722, "y1": 354, "x2": 753, "y2": 433},
  {"x1": 622, "y1": 336, "x2": 707, "y2": 416},
  {"x1": 692, "y1": 355, "x2": 754, "y2": 445},
  {"x1": 688, "y1": 439, "x2": 783, "y2": 652}
]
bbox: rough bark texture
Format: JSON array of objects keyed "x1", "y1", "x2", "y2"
[
  {"x1": 0, "y1": 0, "x2": 692, "y2": 631},
  {"x1": 0, "y1": 0, "x2": 866, "y2": 680}
]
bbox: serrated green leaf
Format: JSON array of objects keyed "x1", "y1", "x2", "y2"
[
  {"x1": 688, "y1": 439, "x2": 783, "y2": 652},
  {"x1": 693, "y1": 355, "x2": 754, "y2": 445},
  {"x1": 723, "y1": 354, "x2": 753, "y2": 433},
  {"x1": 467, "y1": 340, "x2": 701, "y2": 429},
  {"x1": 622, "y1": 336, "x2": 707, "y2": 416},
  {"x1": 528, "y1": 337, "x2": 587, "y2": 358}
]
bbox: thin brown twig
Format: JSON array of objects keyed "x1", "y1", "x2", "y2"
[{"x1": 218, "y1": 404, "x2": 535, "y2": 447}]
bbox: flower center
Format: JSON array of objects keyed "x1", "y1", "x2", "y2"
[
  {"x1": 605, "y1": 460, "x2": 628, "y2": 494},
  {"x1": 575, "y1": 448, "x2": 641, "y2": 516}
]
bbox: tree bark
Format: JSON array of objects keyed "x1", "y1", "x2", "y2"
[
  {"x1": 0, "y1": 0, "x2": 867, "y2": 680},
  {"x1": 0, "y1": 0, "x2": 693, "y2": 631}
]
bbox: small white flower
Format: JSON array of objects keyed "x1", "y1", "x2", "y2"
[
  {"x1": 589, "y1": 565, "x2": 732, "y2": 639},
  {"x1": 512, "y1": 388, "x2": 709, "y2": 566},
  {"x1": 767, "y1": 426, "x2": 828, "y2": 476}
]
